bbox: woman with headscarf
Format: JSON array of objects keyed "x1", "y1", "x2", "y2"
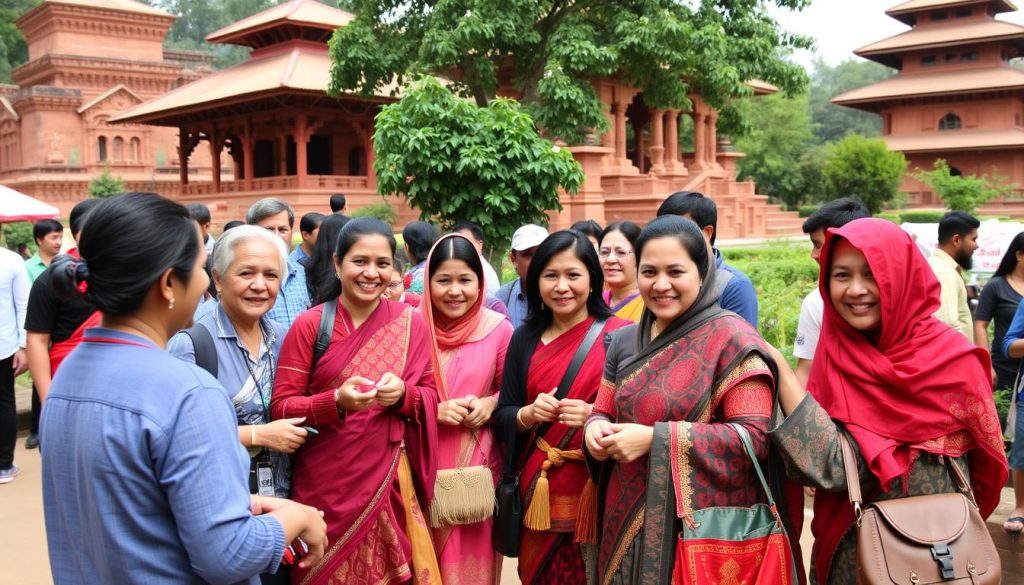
[
  {"x1": 584, "y1": 216, "x2": 787, "y2": 585},
  {"x1": 767, "y1": 218, "x2": 1008, "y2": 585},
  {"x1": 421, "y1": 233, "x2": 513, "y2": 583}
]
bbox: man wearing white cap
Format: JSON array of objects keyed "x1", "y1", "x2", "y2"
[{"x1": 497, "y1": 224, "x2": 548, "y2": 329}]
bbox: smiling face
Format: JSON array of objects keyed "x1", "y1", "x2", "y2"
[
  {"x1": 429, "y1": 258, "x2": 480, "y2": 321},
  {"x1": 215, "y1": 238, "x2": 282, "y2": 324},
  {"x1": 335, "y1": 233, "x2": 393, "y2": 308},
  {"x1": 638, "y1": 236, "x2": 702, "y2": 332},
  {"x1": 828, "y1": 238, "x2": 881, "y2": 333},
  {"x1": 599, "y1": 230, "x2": 637, "y2": 291},
  {"x1": 538, "y1": 249, "x2": 590, "y2": 323}
]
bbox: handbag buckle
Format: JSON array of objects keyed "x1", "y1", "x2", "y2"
[{"x1": 930, "y1": 543, "x2": 955, "y2": 580}]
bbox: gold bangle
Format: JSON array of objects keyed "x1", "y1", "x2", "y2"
[{"x1": 250, "y1": 425, "x2": 257, "y2": 447}]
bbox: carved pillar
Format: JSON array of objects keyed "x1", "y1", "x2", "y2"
[
  {"x1": 691, "y1": 112, "x2": 707, "y2": 171},
  {"x1": 649, "y1": 108, "x2": 666, "y2": 175},
  {"x1": 708, "y1": 112, "x2": 720, "y2": 169},
  {"x1": 665, "y1": 109, "x2": 684, "y2": 173},
  {"x1": 208, "y1": 128, "x2": 221, "y2": 193},
  {"x1": 178, "y1": 129, "x2": 189, "y2": 186},
  {"x1": 613, "y1": 101, "x2": 627, "y2": 162},
  {"x1": 243, "y1": 118, "x2": 254, "y2": 189},
  {"x1": 294, "y1": 116, "x2": 308, "y2": 188}
]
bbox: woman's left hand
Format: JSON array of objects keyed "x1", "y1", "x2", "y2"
[
  {"x1": 462, "y1": 395, "x2": 497, "y2": 428},
  {"x1": 556, "y1": 399, "x2": 592, "y2": 428},
  {"x1": 600, "y1": 423, "x2": 654, "y2": 462},
  {"x1": 375, "y1": 372, "x2": 406, "y2": 406}
]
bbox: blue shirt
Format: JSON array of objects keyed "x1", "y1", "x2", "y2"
[
  {"x1": 288, "y1": 246, "x2": 309, "y2": 267},
  {"x1": 714, "y1": 248, "x2": 759, "y2": 328},
  {"x1": 497, "y1": 278, "x2": 529, "y2": 329},
  {"x1": 266, "y1": 258, "x2": 310, "y2": 328},
  {"x1": 168, "y1": 304, "x2": 291, "y2": 497},
  {"x1": 41, "y1": 327, "x2": 285, "y2": 585},
  {"x1": 1002, "y1": 302, "x2": 1024, "y2": 396}
]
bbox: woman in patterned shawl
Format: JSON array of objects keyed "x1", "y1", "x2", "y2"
[{"x1": 584, "y1": 215, "x2": 789, "y2": 584}]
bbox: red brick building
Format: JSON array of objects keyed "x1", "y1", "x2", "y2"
[{"x1": 834, "y1": 0, "x2": 1024, "y2": 214}]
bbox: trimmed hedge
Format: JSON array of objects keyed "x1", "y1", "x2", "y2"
[
  {"x1": 874, "y1": 211, "x2": 902, "y2": 223},
  {"x1": 798, "y1": 204, "x2": 821, "y2": 218},
  {"x1": 900, "y1": 210, "x2": 945, "y2": 223}
]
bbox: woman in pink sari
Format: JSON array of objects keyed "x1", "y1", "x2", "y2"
[
  {"x1": 271, "y1": 218, "x2": 441, "y2": 585},
  {"x1": 421, "y1": 234, "x2": 513, "y2": 584}
]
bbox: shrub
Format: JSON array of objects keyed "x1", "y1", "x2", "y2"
[
  {"x1": 798, "y1": 204, "x2": 821, "y2": 218},
  {"x1": 822, "y1": 134, "x2": 907, "y2": 214},
  {"x1": 913, "y1": 159, "x2": 1016, "y2": 214},
  {"x1": 88, "y1": 166, "x2": 125, "y2": 198},
  {"x1": 352, "y1": 201, "x2": 398, "y2": 226},
  {"x1": 2, "y1": 222, "x2": 35, "y2": 253},
  {"x1": 900, "y1": 210, "x2": 945, "y2": 223},
  {"x1": 874, "y1": 211, "x2": 902, "y2": 223}
]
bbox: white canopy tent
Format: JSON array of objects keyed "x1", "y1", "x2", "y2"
[{"x1": 0, "y1": 185, "x2": 61, "y2": 223}]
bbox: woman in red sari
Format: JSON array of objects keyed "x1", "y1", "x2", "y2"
[
  {"x1": 495, "y1": 229, "x2": 631, "y2": 585},
  {"x1": 271, "y1": 218, "x2": 441, "y2": 585}
]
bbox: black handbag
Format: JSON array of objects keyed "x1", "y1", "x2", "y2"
[{"x1": 492, "y1": 318, "x2": 608, "y2": 557}]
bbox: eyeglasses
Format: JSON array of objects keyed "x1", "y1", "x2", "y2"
[
  {"x1": 387, "y1": 281, "x2": 403, "y2": 290},
  {"x1": 599, "y1": 248, "x2": 632, "y2": 260}
]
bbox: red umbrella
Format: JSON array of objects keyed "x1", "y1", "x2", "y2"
[{"x1": 0, "y1": 185, "x2": 61, "y2": 222}]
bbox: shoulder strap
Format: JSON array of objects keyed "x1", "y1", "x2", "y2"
[
  {"x1": 313, "y1": 298, "x2": 337, "y2": 368},
  {"x1": 836, "y1": 432, "x2": 863, "y2": 513},
  {"x1": 183, "y1": 324, "x2": 218, "y2": 379}
]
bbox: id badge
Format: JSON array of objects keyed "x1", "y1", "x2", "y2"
[{"x1": 256, "y1": 464, "x2": 275, "y2": 497}]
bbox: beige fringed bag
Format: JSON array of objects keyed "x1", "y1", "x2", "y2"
[{"x1": 429, "y1": 430, "x2": 495, "y2": 528}]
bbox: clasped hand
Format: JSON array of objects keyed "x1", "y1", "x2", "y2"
[
  {"x1": 438, "y1": 395, "x2": 497, "y2": 428},
  {"x1": 584, "y1": 419, "x2": 654, "y2": 462},
  {"x1": 526, "y1": 390, "x2": 592, "y2": 428},
  {"x1": 334, "y1": 372, "x2": 406, "y2": 412}
]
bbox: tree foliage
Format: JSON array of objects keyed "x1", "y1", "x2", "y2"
[
  {"x1": 88, "y1": 167, "x2": 126, "y2": 199},
  {"x1": 808, "y1": 58, "x2": 893, "y2": 144},
  {"x1": 373, "y1": 77, "x2": 583, "y2": 253},
  {"x1": 0, "y1": 0, "x2": 39, "y2": 84},
  {"x1": 330, "y1": 0, "x2": 812, "y2": 145},
  {"x1": 913, "y1": 159, "x2": 1017, "y2": 214},
  {"x1": 822, "y1": 134, "x2": 907, "y2": 214}
]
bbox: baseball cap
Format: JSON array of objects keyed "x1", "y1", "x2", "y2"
[{"x1": 510, "y1": 224, "x2": 548, "y2": 251}]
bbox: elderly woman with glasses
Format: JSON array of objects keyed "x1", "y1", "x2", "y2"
[{"x1": 599, "y1": 221, "x2": 644, "y2": 322}]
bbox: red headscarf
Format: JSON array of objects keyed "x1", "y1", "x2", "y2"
[{"x1": 807, "y1": 218, "x2": 1007, "y2": 582}]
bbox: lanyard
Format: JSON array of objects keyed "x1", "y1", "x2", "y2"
[{"x1": 238, "y1": 324, "x2": 274, "y2": 423}]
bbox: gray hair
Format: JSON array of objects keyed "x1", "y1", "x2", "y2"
[
  {"x1": 211, "y1": 225, "x2": 289, "y2": 279},
  {"x1": 246, "y1": 197, "x2": 295, "y2": 226}
]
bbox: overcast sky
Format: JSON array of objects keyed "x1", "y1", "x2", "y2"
[{"x1": 769, "y1": 0, "x2": 1024, "y2": 69}]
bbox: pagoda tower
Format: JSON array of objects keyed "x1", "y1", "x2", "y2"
[{"x1": 834, "y1": 0, "x2": 1024, "y2": 212}]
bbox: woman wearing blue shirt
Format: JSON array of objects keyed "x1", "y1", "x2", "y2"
[
  {"x1": 40, "y1": 193, "x2": 327, "y2": 585},
  {"x1": 1000, "y1": 300, "x2": 1024, "y2": 534}
]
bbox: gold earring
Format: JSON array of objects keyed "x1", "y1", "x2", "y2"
[{"x1": 168, "y1": 298, "x2": 175, "y2": 310}]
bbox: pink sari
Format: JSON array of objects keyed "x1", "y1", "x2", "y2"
[{"x1": 271, "y1": 300, "x2": 440, "y2": 585}]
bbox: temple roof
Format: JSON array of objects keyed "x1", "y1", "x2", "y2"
[
  {"x1": 205, "y1": 0, "x2": 353, "y2": 48},
  {"x1": 884, "y1": 127, "x2": 1024, "y2": 151},
  {"x1": 855, "y1": 19, "x2": 1024, "y2": 66},
  {"x1": 886, "y1": 0, "x2": 1017, "y2": 25},
  {"x1": 833, "y1": 66, "x2": 1024, "y2": 109},
  {"x1": 110, "y1": 44, "x2": 395, "y2": 126},
  {"x1": 41, "y1": 0, "x2": 171, "y2": 17}
]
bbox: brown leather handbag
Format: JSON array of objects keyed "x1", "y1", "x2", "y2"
[{"x1": 837, "y1": 434, "x2": 1001, "y2": 585}]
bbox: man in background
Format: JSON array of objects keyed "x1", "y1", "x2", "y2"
[
  {"x1": 928, "y1": 211, "x2": 979, "y2": 339},
  {"x1": 330, "y1": 193, "x2": 349, "y2": 218},
  {"x1": 247, "y1": 198, "x2": 310, "y2": 327},
  {"x1": 292, "y1": 212, "x2": 325, "y2": 266},
  {"x1": 186, "y1": 203, "x2": 216, "y2": 254},
  {"x1": 497, "y1": 224, "x2": 548, "y2": 329},
  {"x1": 452, "y1": 220, "x2": 501, "y2": 298},
  {"x1": 0, "y1": 240, "x2": 28, "y2": 483}
]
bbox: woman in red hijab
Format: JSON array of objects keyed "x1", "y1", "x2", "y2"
[{"x1": 767, "y1": 218, "x2": 1007, "y2": 585}]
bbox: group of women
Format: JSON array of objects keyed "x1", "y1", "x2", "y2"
[{"x1": 40, "y1": 192, "x2": 1008, "y2": 585}]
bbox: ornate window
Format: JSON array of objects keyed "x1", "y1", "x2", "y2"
[
  {"x1": 97, "y1": 136, "x2": 107, "y2": 161},
  {"x1": 112, "y1": 137, "x2": 124, "y2": 161},
  {"x1": 129, "y1": 137, "x2": 141, "y2": 162},
  {"x1": 939, "y1": 113, "x2": 962, "y2": 131}
]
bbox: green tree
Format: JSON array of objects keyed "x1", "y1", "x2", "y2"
[
  {"x1": 913, "y1": 159, "x2": 1017, "y2": 214},
  {"x1": 0, "y1": 0, "x2": 40, "y2": 83},
  {"x1": 808, "y1": 58, "x2": 894, "y2": 144},
  {"x1": 821, "y1": 134, "x2": 907, "y2": 214},
  {"x1": 733, "y1": 93, "x2": 818, "y2": 209},
  {"x1": 329, "y1": 0, "x2": 812, "y2": 145},
  {"x1": 373, "y1": 77, "x2": 583, "y2": 253},
  {"x1": 88, "y1": 167, "x2": 126, "y2": 198}
]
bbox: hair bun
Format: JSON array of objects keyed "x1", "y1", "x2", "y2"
[{"x1": 73, "y1": 259, "x2": 90, "y2": 293}]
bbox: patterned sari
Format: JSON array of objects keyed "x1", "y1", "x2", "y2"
[
  {"x1": 587, "y1": 247, "x2": 785, "y2": 585},
  {"x1": 495, "y1": 316, "x2": 630, "y2": 585},
  {"x1": 271, "y1": 300, "x2": 440, "y2": 585}
]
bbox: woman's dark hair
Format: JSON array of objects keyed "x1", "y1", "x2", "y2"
[
  {"x1": 599, "y1": 221, "x2": 641, "y2": 248},
  {"x1": 223, "y1": 220, "x2": 245, "y2": 232},
  {"x1": 403, "y1": 221, "x2": 440, "y2": 264},
  {"x1": 319, "y1": 217, "x2": 397, "y2": 303},
  {"x1": 307, "y1": 214, "x2": 351, "y2": 305},
  {"x1": 994, "y1": 231, "x2": 1024, "y2": 278},
  {"x1": 571, "y1": 220, "x2": 602, "y2": 241},
  {"x1": 427, "y1": 236, "x2": 484, "y2": 290},
  {"x1": 635, "y1": 215, "x2": 710, "y2": 279},
  {"x1": 51, "y1": 192, "x2": 200, "y2": 315},
  {"x1": 522, "y1": 229, "x2": 611, "y2": 336}
]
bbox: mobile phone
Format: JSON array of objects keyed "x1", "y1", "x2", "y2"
[{"x1": 302, "y1": 426, "x2": 319, "y2": 437}]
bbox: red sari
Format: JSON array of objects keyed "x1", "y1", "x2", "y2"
[
  {"x1": 271, "y1": 299, "x2": 440, "y2": 585},
  {"x1": 516, "y1": 316, "x2": 630, "y2": 585}
]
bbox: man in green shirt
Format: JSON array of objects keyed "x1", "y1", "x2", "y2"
[
  {"x1": 25, "y1": 219, "x2": 63, "y2": 283},
  {"x1": 22, "y1": 218, "x2": 63, "y2": 449}
]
